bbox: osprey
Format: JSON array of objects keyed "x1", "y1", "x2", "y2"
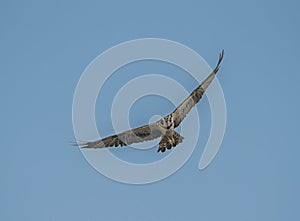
[{"x1": 75, "y1": 50, "x2": 224, "y2": 152}]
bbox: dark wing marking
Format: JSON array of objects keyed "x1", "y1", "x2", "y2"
[
  {"x1": 172, "y1": 50, "x2": 224, "y2": 128},
  {"x1": 75, "y1": 123, "x2": 162, "y2": 149}
]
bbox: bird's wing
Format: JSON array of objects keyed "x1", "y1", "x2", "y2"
[
  {"x1": 172, "y1": 50, "x2": 224, "y2": 128},
  {"x1": 75, "y1": 123, "x2": 162, "y2": 149}
]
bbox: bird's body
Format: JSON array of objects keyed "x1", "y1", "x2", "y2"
[{"x1": 74, "y1": 50, "x2": 224, "y2": 152}]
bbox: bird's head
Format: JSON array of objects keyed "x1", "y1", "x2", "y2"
[{"x1": 158, "y1": 115, "x2": 174, "y2": 130}]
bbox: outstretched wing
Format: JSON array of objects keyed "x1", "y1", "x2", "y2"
[
  {"x1": 75, "y1": 123, "x2": 162, "y2": 149},
  {"x1": 172, "y1": 50, "x2": 224, "y2": 128}
]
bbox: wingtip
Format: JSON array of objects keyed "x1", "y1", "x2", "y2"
[
  {"x1": 70, "y1": 141, "x2": 88, "y2": 148},
  {"x1": 70, "y1": 141, "x2": 79, "y2": 146},
  {"x1": 213, "y1": 49, "x2": 225, "y2": 74}
]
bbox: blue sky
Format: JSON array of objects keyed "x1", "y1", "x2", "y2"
[{"x1": 1, "y1": 0, "x2": 299, "y2": 220}]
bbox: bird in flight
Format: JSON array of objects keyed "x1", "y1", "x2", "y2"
[{"x1": 74, "y1": 50, "x2": 224, "y2": 152}]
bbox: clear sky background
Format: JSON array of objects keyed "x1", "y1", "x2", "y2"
[{"x1": 1, "y1": 0, "x2": 299, "y2": 220}]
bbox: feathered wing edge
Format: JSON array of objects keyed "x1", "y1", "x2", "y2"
[
  {"x1": 73, "y1": 123, "x2": 162, "y2": 149},
  {"x1": 213, "y1": 49, "x2": 224, "y2": 73},
  {"x1": 171, "y1": 50, "x2": 224, "y2": 128}
]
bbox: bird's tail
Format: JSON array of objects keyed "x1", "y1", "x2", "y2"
[{"x1": 158, "y1": 131, "x2": 184, "y2": 152}]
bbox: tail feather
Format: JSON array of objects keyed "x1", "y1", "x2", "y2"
[{"x1": 157, "y1": 131, "x2": 184, "y2": 152}]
